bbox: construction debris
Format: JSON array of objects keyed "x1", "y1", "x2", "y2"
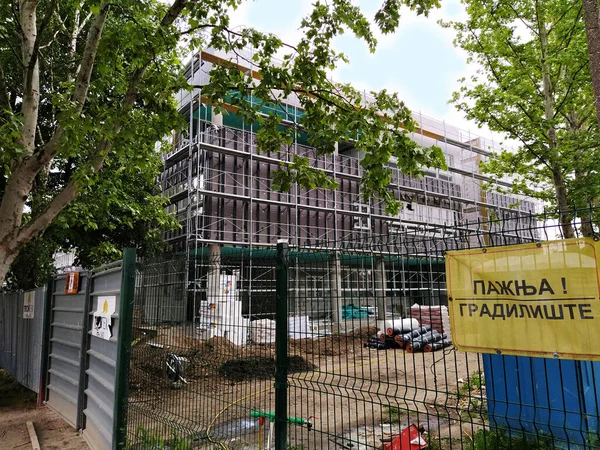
[{"x1": 382, "y1": 424, "x2": 428, "y2": 450}]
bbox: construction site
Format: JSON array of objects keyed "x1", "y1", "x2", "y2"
[
  {"x1": 118, "y1": 49, "x2": 547, "y2": 450},
  {"x1": 155, "y1": 47, "x2": 538, "y2": 328}
]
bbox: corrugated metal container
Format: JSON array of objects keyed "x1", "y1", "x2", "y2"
[
  {"x1": 0, "y1": 287, "x2": 46, "y2": 395},
  {"x1": 82, "y1": 262, "x2": 123, "y2": 450},
  {"x1": 483, "y1": 354, "x2": 599, "y2": 447},
  {"x1": 46, "y1": 275, "x2": 88, "y2": 428}
]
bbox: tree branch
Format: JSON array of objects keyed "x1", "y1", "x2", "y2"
[
  {"x1": 488, "y1": 4, "x2": 544, "y2": 99},
  {"x1": 552, "y1": 4, "x2": 583, "y2": 84},
  {"x1": 19, "y1": 0, "x2": 41, "y2": 153},
  {"x1": 0, "y1": 29, "x2": 24, "y2": 66},
  {"x1": 0, "y1": 1, "x2": 110, "y2": 244},
  {"x1": 487, "y1": 112, "x2": 555, "y2": 173},
  {"x1": 16, "y1": 168, "x2": 83, "y2": 246},
  {"x1": 554, "y1": 61, "x2": 589, "y2": 119},
  {"x1": 12, "y1": 0, "x2": 194, "y2": 247},
  {"x1": 26, "y1": 0, "x2": 57, "y2": 91},
  {"x1": 467, "y1": 26, "x2": 547, "y2": 140},
  {"x1": 548, "y1": 2, "x2": 578, "y2": 35},
  {"x1": 27, "y1": 3, "x2": 110, "y2": 174},
  {"x1": 499, "y1": 0, "x2": 539, "y2": 37},
  {"x1": 161, "y1": 0, "x2": 189, "y2": 26}
]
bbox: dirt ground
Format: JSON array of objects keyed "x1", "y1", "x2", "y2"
[
  {"x1": 126, "y1": 325, "x2": 486, "y2": 449},
  {"x1": 0, "y1": 370, "x2": 89, "y2": 450}
]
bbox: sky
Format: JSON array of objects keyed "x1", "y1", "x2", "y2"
[{"x1": 227, "y1": 0, "x2": 501, "y2": 143}]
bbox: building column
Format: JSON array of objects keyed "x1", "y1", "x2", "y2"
[
  {"x1": 207, "y1": 243, "x2": 221, "y2": 299},
  {"x1": 374, "y1": 257, "x2": 387, "y2": 320},
  {"x1": 330, "y1": 254, "x2": 343, "y2": 327}
]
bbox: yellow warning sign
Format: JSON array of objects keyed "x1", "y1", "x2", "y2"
[{"x1": 446, "y1": 237, "x2": 600, "y2": 360}]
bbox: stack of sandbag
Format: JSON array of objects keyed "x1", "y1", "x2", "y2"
[
  {"x1": 410, "y1": 304, "x2": 451, "y2": 341},
  {"x1": 250, "y1": 318, "x2": 276, "y2": 344},
  {"x1": 289, "y1": 315, "x2": 311, "y2": 340}
]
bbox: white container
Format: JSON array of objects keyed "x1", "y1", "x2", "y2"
[
  {"x1": 198, "y1": 301, "x2": 219, "y2": 315},
  {"x1": 289, "y1": 315, "x2": 310, "y2": 340},
  {"x1": 222, "y1": 318, "x2": 249, "y2": 345}
]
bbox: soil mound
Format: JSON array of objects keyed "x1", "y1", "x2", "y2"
[{"x1": 219, "y1": 355, "x2": 316, "y2": 382}]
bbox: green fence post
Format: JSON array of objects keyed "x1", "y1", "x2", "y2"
[
  {"x1": 113, "y1": 248, "x2": 137, "y2": 450},
  {"x1": 275, "y1": 240, "x2": 289, "y2": 450},
  {"x1": 39, "y1": 277, "x2": 54, "y2": 406},
  {"x1": 77, "y1": 271, "x2": 92, "y2": 429}
]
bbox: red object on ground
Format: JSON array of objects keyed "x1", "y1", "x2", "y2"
[{"x1": 384, "y1": 424, "x2": 428, "y2": 450}]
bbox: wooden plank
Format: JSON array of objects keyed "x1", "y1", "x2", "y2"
[{"x1": 26, "y1": 421, "x2": 41, "y2": 450}]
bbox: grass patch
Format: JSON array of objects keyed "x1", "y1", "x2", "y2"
[
  {"x1": 381, "y1": 405, "x2": 405, "y2": 423},
  {"x1": 426, "y1": 434, "x2": 455, "y2": 450},
  {"x1": 125, "y1": 426, "x2": 195, "y2": 450},
  {"x1": 460, "y1": 370, "x2": 485, "y2": 396},
  {"x1": 457, "y1": 370, "x2": 488, "y2": 421},
  {"x1": 471, "y1": 428, "x2": 553, "y2": 450}
]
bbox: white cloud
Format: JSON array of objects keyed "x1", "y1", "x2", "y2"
[{"x1": 222, "y1": 0, "x2": 517, "y2": 147}]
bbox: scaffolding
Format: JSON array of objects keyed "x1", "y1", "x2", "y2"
[{"x1": 160, "y1": 49, "x2": 539, "y2": 325}]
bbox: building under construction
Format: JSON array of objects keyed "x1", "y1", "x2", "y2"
[{"x1": 157, "y1": 48, "x2": 538, "y2": 326}]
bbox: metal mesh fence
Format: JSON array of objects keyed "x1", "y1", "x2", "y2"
[{"x1": 123, "y1": 210, "x2": 600, "y2": 450}]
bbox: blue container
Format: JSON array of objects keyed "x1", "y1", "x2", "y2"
[{"x1": 483, "y1": 354, "x2": 600, "y2": 448}]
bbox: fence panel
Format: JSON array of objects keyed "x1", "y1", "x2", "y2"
[
  {"x1": 46, "y1": 275, "x2": 88, "y2": 427},
  {"x1": 125, "y1": 251, "x2": 278, "y2": 449},
  {"x1": 283, "y1": 238, "x2": 483, "y2": 450},
  {"x1": 82, "y1": 260, "x2": 124, "y2": 450},
  {"x1": 122, "y1": 211, "x2": 600, "y2": 450},
  {"x1": 0, "y1": 287, "x2": 46, "y2": 394},
  {"x1": 0, "y1": 292, "x2": 20, "y2": 380}
]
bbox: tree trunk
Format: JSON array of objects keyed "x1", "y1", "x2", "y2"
[
  {"x1": 539, "y1": 3, "x2": 575, "y2": 238},
  {"x1": 574, "y1": 168, "x2": 594, "y2": 237},
  {"x1": 552, "y1": 170, "x2": 574, "y2": 238},
  {"x1": 0, "y1": 240, "x2": 20, "y2": 285},
  {"x1": 19, "y1": 0, "x2": 40, "y2": 153},
  {"x1": 583, "y1": 0, "x2": 600, "y2": 131}
]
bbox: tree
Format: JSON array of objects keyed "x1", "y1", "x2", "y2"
[
  {"x1": 3, "y1": 155, "x2": 176, "y2": 290},
  {"x1": 444, "y1": 0, "x2": 600, "y2": 237},
  {"x1": 582, "y1": 0, "x2": 600, "y2": 132},
  {"x1": 0, "y1": 0, "x2": 446, "y2": 286}
]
